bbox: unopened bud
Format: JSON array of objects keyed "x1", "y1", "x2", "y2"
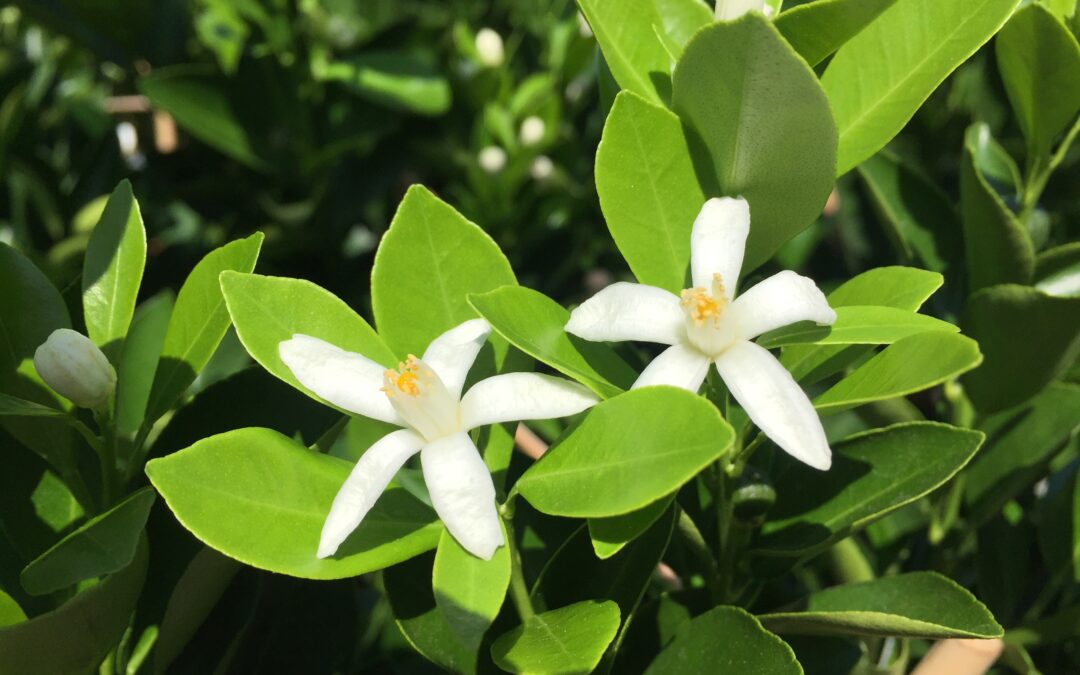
[
  {"x1": 519, "y1": 116, "x2": 546, "y2": 146},
  {"x1": 715, "y1": 0, "x2": 766, "y2": 21},
  {"x1": 33, "y1": 328, "x2": 116, "y2": 409},
  {"x1": 478, "y1": 146, "x2": 508, "y2": 174},
  {"x1": 475, "y1": 28, "x2": 504, "y2": 68},
  {"x1": 530, "y1": 155, "x2": 554, "y2": 181}
]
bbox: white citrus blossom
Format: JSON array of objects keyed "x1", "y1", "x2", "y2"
[
  {"x1": 279, "y1": 319, "x2": 598, "y2": 560},
  {"x1": 566, "y1": 197, "x2": 836, "y2": 470},
  {"x1": 715, "y1": 0, "x2": 766, "y2": 20}
]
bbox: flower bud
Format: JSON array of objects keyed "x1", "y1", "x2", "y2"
[
  {"x1": 530, "y1": 155, "x2": 554, "y2": 181},
  {"x1": 519, "y1": 116, "x2": 546, "y2": 146},
  {"x1": 475, "y1": 28, "x2": 504, "y2": 68},
  {"x1": 478, "y1": 146, "x2": 507, "y2": 174},
  {"x1": 33, "y1": 328, "x2": 116, "y2": 408},
  {"x1": 715, "y1": 0, "x2": 766, "y2": 21}
]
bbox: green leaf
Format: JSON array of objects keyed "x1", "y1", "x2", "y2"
[
  {"x1": 516, "y1": 387, "x2": 734, "y2": 518},
  {"x1": 594, "y1": 91, "x2": 706, "y2": 293},
  {"x1": 645, "y1": 606, "x2": 801, "y2": 675},
  {"x1": 654, "y1": 0, "x2": 713, "y2": 61},
  {"x1": 20, "y1": 487, "x2": 155, "y2": 596},
  {"x1": 775, "y1": 0, "x2": 897, "y2": 67},
  {"x1": 823, "y1": 0, "x2": 1018, "y2": 175},
  {"x1": 468, "y1": 286, "x2": 636, "y2": 398},
  {"x1": 0, "y1": 539, "x2": 147, "y2": 675},
  {"x1": 144, "y1": 233, "x2": 263, "y2": 423},
  {"x1": 0, "y1": 393, "x2": 65, "y2": 418},
  {"x1": 371, "y1": 185, "x2": 516, "y2": 357},
  {"x1": 961, "y1": 284, "x2": 1080, "y2": 413},
  {"x1": 996, "y1": 4, "x2": 1080, "y2": 160},
  {"x1": 82, "y1": 179, "x2": 146, "y2": 357},
  {"x1": 814, "y1": 332, "x2": 982, "y2": 413},
  {"x1": 1036, "y1": 242, "x2": 1080, "y2": 297},
  {"x1": 961, "y1": 125, "x2": 1035, "y2": 293},
  {"x1": 672, "y1": 14, "x2": 838, "y2": 272},
  {"x1": 588, "y1": 495, "x2": 674, "y2": 559},
  {"x1": 432, "y1": 527, "x2": 511, "y2": 656},
  {"x1": 0, "y1": 591, "x2": 24, "y2": 628},
  {"x1": 317, "y1": 51, "x2": 452, "y2": 116},
  {"x1": 755, "y1": 422, "x2": 983, "y2": 557},
  {"x1": 115, "y1": 291, "x2": 173, "y2": 435},
  {"x1": 145, "y1": 427, "x2": 442, "y2": 579},
  {"x1": 576, "y1": 0, "x2": 675, "y2": 105},
  {"x1": 490, "y1": 600, "x2": 621, "y2": 675},
  {"x1": 761, "y1": 572, "x2": 1002, "y2": 639},
  {"x1": 757, "y1": 306, "x2": 957, "y2": 349},
  {"x1": 222, "y1": 272, "x2": 397, "y2": 407}
]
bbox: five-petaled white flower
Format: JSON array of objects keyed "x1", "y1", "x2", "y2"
[
  {"x1": 566, "y1": 197, "x2": 836, "y2": 470},
  {"x1": 280, "y1": 319, "x2": 598, "y2": 560}
]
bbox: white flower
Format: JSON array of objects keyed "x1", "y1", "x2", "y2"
[
  {"x1": 279, "y1": 319, "x2": 598, "y2": 560},
  {"x1": 715, "y1": 0, "x2": 766, "y2": 21},
  {"x1": 475, "y1": 28, "x2": 504, "y2": 68},
  {"x1": 34, "y1": 328, "x2": 117, "y2": 409},
  {"x1": 478, "y1": 145, "x2": 507, "y2": 174},
  {"x1": 519, "y1": 116, "x2": 546, "y2": 146},
  {"x1": 566, "y1": 198, "x2": 836, "y2": 470},
  {"x1": 530, "y1": 155, "x2": 554, "y2": 181}
]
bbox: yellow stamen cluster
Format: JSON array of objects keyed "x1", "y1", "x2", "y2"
[
  {"x1": 383, "y1": 355, "x2": 423, "y2": 397},
  {"x1": 680, "y1": 276, "x2": 729, "y2": 327}
]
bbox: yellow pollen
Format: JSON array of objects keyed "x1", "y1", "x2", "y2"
[
  {"x1": 382, "y1": 355, "x2": 423, "y2": 397},
  {"x1": 680, "y1": 283, "x2": 728, "y2": 326}
]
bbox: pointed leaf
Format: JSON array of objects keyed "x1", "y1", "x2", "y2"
[
  {"x1": 758, "y1": 306, "x2": 957, "y2": 349},
  {"x1": 576, "y1": 0, "x2": 676, "y2": 105},
  {"x1": 491, "y1": 600, "x2": 621, "y2": 675},
  {"x1": 115, "y1": 292, "x2": 173, "y2": 434},
  {"x1": 775, "y1": 0, "x2": 898, "y2": 67},
  {"x1": 588, "y1": 496, "x2": 674, "y2": 559}
]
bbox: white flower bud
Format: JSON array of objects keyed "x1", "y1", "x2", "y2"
[
  {"x1": 519, "y1": 116, "x2": 546, "y2": 146},
  {"x1": 715, "y1": 0, "x2": 766, "y2": 21},
  {"x1": 530, "y1": 155, "x2": 554, "y2": 181},
  {"x1": 33, "y1": 328, "x2": 116, "y2": 409},
  {"x1": 475, "y1": 28, "x2": 504, "y2": 68},
  {"x1": 478, "y1": 146, "x2": 507, "y2": 174}
]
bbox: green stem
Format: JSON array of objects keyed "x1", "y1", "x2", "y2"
[
  {"x1": 503, "y1": 514, "x2": 535, "y2": 623},
  {"x1": 676, "y1": 508, "x2": 719, "y2": 594},
  {"x1": 826, "y1": 538, "x2": 874, "y2": 584},
  {"x1": 93, "y1": 408, "x2": 119, "y2": 507}
]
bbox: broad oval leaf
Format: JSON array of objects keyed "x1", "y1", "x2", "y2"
[
  {"x1": 755, "y1": 422, "x2": 984, "y2": 557},
  {"x1": 757, "y1": 306, "x2": 957, "y2": 349},
  {"x1": 432, "y1": 527, "x2": 511, "y2": 656},
  {"x1": 823, "y1": 0, "x2": 1017, "y2": 175},
  {"x1": 468, "y1": 286, "x2": 636, "y2": 398},
  {"x1": 371, "y1": 185, "x2": 516, "y2": 357},
  {"x1": 645, "y1": 606, "x2": 801, "y2": 675},
  {"x1": 761, "y1": 572, "x2": 1002, "y2": 639},
  {"x1": 775, "y1": 0, "x2": 897, "y2": 67},
  {"x1": 515, "y1": 387, "x2": 734, "y2": 518},
  {"x1": 490, "y1": 600, "x2": 621, "y2": 675},
  {"x1": 672, "y1": 14, "x2": 837, "y2": 272},
  {"x1": 576, "y1": 0, "x2": 676, "y2": 105},
  {"x1": 145, "y1": 427, "x2": 442, "y2": 579}
]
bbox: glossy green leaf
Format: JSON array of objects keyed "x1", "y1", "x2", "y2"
[
  {"x1": 758, "y1": 306, "x2": 957, "y2": 349},
  {"x1": 468, "y1": 286, "x2": 636, "y2": 398},
  {"x1": 82, "y1": 179, "x2": 146, "y2": 356},
  {"x1": 115, "y1": 291, "x2": 172, "y2": 435},
  {"x1": 317, "y1": 51, "x2": 452, "y2": 116},
  {"x1": 672, "y1": 14, "x2": 837, "y2": 272},
  {"x1": 1036, "y1": 242, "x2": 1080, "y2": 297},
  {"x1": 432, "y1": 527, "x2": 511, "y2": 656},
  {"x1": 490, "y1": 600, "x2": 620, "y2": 675},
  {"x1": 588, "y1": 495, "x2": 674, "y2": 559},
  {"x1": 755, "y1": 423, "x2": 984, "y2": 557},
  {"x1": 594, "y1": 91, "x2": 705, "y2": 293},
  {"x1": 576, "y1": 0, "x2": 674, "y2": 105},
  {"x1": 145, "y1": 427, "x2": 442, "y2": 579},
  {"x1": 145, "y1": 233, "x2": 263, "y2": 423},
  {"x1": 222, "y1": 272, "x2": 397, "y2": 407},
  {"x1": 654, "y1": 0, "x2": 713, "y2": 60},
  {"x1": 996, "y1": 4, "x2": 1080, "y2": 159},
  {"x1": 775, "y1": 0, "x2": 897, "y2": 67},
  {"x1": 645, "y1": 606, "x2": 801, "y2": 675},
  {"x1": 371, "y1": 185, "x2": 516, "y2": 357},
  {"x1": 962, "y1": 284, "x2": 1080, "y2": 413},
  {"x1": 20, "y1": 487, "x2": 155, "y2": 596},
  {"x1": 0, "y1": 591, "x2": 24, "y2": 628},
  {"x1": 823, "y1": 0, "x2": 1017, "y2": 175},
  {"x1": 516, "y1": 387, "x2": 734, "y2": 517},
  {"x1": 761, "y1": 572, "x2": 1002, "y2": 638},
  {"x1": 0, "y1": 539, "x2": 147, "y2": 675}
]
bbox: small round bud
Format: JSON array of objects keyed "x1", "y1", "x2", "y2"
[
  {"x1": 33, "y1": 328, "x2": 117, "y2": 409},
  {"x1": 530, "y1": 155, "x2": 554, "y2": 181},
  {"x1": 475, "y1": 28, "x2": 504, "y2": 68},
  {"x1": 731, "y1": 468, "x2": 777, "y2": 526},
  {"x1": 519, "y1": 116, "x2": 546, "y2": 146},
  {"x1": 478, "y1": 146, "x2": 508, "y2": 174}
]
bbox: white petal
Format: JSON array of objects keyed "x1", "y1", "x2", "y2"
[
  {"x1": 730, "y1": 270, "x2": 837, "y2": 341},
  {"x1": 565, "y1": 282, "x2": 684, "y2": 345},
  {"x1": 459, "y1": 373, "x2": 599, "y2": 431},
  {"x1": 421, "y1": 432, "x2": 504, "y2": 560},
  {"x1": 318, "y1": 429, "x2": 424, "y2": 558},
  {"x1": 422, "y1": 319, "x2": 492, "y2": 399},
  {"x1": 691, "y1": 197, "x2": 751, "y2": 296},
  {"x1": 631, "y1": 343, "x2": 710, "y2": 392},
  {"x1": 715, "y1": 0, "x2": 766, "y2": 21},
  {"x1": 713, "y1": 341, "x2": 831, "y2": 470},
  {"x1": 279, "y1": 335, "x2": 402, "y2": 425}
]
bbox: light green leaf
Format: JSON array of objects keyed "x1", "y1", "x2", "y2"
[
  {"x1": 145, "y1": 427, "x2": 442, "y2": 579},
  {"x1": 655, "y1": 0, "x2": 713, "y2": 61},
  {"x1": 516, "y1": 387, "x2": 734, "y2": 518},
  {"x1": 755, "y1": 422, "x2": 984, "y2": 557},
  {"x1": 82, "y1": 179, "x2": 146, "y2": 358},
  {"x1": 672, "y1": 14, "x2": 837, "y2": 272},
  {"x1": 490, "y1": 600, "x2": 621, "y2": 675},
  {"x1": 0, "y1": 591, "x2": 24, "y2": 628},
  {"x1": 823, "y1": 0, "x2": 1017, "y2": 175},
  {"x1": 576, "y1": 0, "x2": 674, "y2": 105},
  {"x1": 961, "y1": 284, "x2": 1080, "y2": 413},
  {"x1": 432, "y1": 527, "x2": 511, "y2": 656},
  {"x1": 645, "y1": 606, "x2": 801, "y2": 675},
  {"x1": 20, "y1": 487, "x2": 155, "y2": 596},
  {"x1": 814, "y1": 332, "x2": 982, "y2": 413},
  {"x1": 996, "y1": 4, "x2": 1080, "y2": 160},
  {"x1": 144, "y1": 233, "x2": 263, "y2": 423},
  {"x1": 761, "y1": 572, "x2": 1002, "y2": 639},
  {"x1": 1036, "y1": 242, "x2": 1080, "y2": 297},
  {"x1": 588, "y1": 496, "x2": 674, "y2": 559},
  {"x1": 115, "y1": 291, "x2": 173, "y2": 435},
  {"x1": 222, "y1": 272, "x2": 397, "y2": 408},
  {"x1": 317, "y1": 51, "x2": 452, "y2": 116},
  {"x1": 757, "y1": 306, "x2": 957, "y2": 349},
  {"x1": 0, "y1": 539, "x2": 147, "y2": 675},
  {"x1": 775, "y1": 0, "x2": 897, "y2": 67},
  {"x1": 468, "y1": 286, "x2": 636, "y2": 399},
  {"x1": 594, "y1": 91, "x2": 705, "y2": 293},
  {"x1": 371, "y1": 185, "x2": 516, "y2": 357}
]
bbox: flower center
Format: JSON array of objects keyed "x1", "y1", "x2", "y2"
[
  {"x1": 679, "y1": 274, "x2": 739, "y2": 358},
  {"x1": 382, "y1": 356, "x2": 460, "y2": 440}
]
